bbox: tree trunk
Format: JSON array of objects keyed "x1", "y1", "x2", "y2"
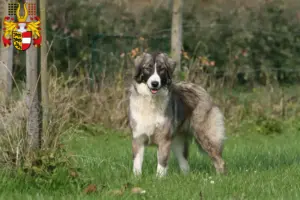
[
  {"x1": 0, "y1": 0, "x2": 14, "y2": 105},
  {"x1": 26, "y1": 0, "x2": 41, "y2": 150},
  {"x1": 171, "y1": 0, "x2": 183, "y2": 79},
  {"x1": 40, "y1": 0, "x2": 49, "y2": 134}
]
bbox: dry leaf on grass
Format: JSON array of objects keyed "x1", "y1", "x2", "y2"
[
  {"x1": 131, "y1": 187, "x2": 146, "y2": 194},
  {"x1": 110, "y1": 189, "x2": 124, "y2": 196},
  {"x1": 83, "y1": 184, "x2": 97, "y2": 194},
  {"x1": 109, "y1": 183, "x2": 145, "y2": 196},
  {"x1": 70, "y1": 171, "x2": 78, "y2": 177}
]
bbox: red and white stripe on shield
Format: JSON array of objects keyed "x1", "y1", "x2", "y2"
[{"x1": 22, "y1": 32, "x2": 32, "y2": 51}]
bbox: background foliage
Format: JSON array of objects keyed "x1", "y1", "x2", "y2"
[
  {"x1": 6, "y1": 0, "x2": 300, "y2": 87},
  {"x1": 31, "y1": 0, "x2": 300, "y2": 85}
]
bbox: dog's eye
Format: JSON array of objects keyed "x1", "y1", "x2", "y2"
[
  {"x1": 159, "y1": 68, "x2": 165, "y2": 74},
  {"x1": 143, "y1": 68, "x2": 151, "y2": 73}
]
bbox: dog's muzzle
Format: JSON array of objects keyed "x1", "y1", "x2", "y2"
[{"x1": 149, "y1": 81, "x2": 160, "y2": 94}]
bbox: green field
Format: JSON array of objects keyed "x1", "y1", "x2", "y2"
[{"x1": 0, "y1": 124, "x2": 300, "y2": 200}]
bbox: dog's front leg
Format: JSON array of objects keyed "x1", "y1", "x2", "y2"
[
  {"x1": 132, "y1": 138, "x2": 144, "y2": 176},
  {"x1": 156, "y1": 139, "x2": 172, "y2": 177}
]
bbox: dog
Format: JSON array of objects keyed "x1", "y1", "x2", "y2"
[{"x1": 128, "y1": 52, "x2": 226, "y2": 177}]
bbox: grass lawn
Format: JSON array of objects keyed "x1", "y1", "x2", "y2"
[{"x1": 0, "y1": 125, "x2": 300, "y2": 200}]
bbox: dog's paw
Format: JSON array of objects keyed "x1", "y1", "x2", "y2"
[
  {"x1": 133, "y1": 169, "x2": 142, "y2": 177},
  {"x1": 156, "y1": 173, "x2": 167, "y2": 178},
  {"x1": 156, "y1": 164, "x2": 168, "y2": 178}
]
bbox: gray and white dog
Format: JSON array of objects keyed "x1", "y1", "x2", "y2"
[{"x1": 128, "y1": 52, "x2": 226, "y2": 177}]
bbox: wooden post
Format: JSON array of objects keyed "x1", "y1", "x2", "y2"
[
  {"x1": 0, "y1": 0, "x2": 14, "y2": 105},
  {"x1": 25, "y1": 0, "x2": 41, "y2": 149},
  {"x1": 171, "y1": 0, "x2": 183, "y2": 78},
  {"x1": 40, "y1": 0, "x2": 49, "y2": 134}
]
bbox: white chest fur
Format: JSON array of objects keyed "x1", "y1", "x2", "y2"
[{"x1": 129, "y1": 83, "x2": 170, "y2": 139}]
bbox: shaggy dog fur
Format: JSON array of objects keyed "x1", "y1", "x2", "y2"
[{"x1": 128, "y1": 52, "x2": 226, "y2": 177}]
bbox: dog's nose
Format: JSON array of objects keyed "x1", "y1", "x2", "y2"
[{"x1": 151, "y1": 81, "x2": 159, "y2": 88}]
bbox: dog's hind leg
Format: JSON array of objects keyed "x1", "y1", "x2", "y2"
[
  {"x1": 192, "y1": 106, "x2": 226, "y2": 174},
  {"x1": 172, "y1": 134, "x2": 190, "y2": 174},
  {"x1": 195, "y1": 133, "x2": 225, "y2": 174}
]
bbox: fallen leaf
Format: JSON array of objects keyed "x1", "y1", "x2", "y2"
[
  {"x1": 83, "y1": 184, "x2": 97, "y2": 194},
  {"x1": 131, "y1": 187, "x2": 146, "y2": 194},
  {"x1": 70, "y1": 171, "x2": 78, "y2": 177},
  {"x1": 110, "y1": 189, "x2": 124, "y2": 196}
]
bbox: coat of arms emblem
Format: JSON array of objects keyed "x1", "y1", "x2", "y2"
[{"x1": 2, "y1": 2, "x2": 42, "y2": 51}]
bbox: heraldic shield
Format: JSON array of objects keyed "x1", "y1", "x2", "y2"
[{"x1": 12, "y1": 31, "x2": 32, "y2": 51}]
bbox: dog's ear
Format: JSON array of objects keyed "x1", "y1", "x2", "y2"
[
  {"x1": 133, "y1": 53, "x2": 146, "y2": 83},
  {"x1": 166, "y1": 57, "x2": 176, "y2": 75},
  {"x1": 164, "y1": 54, "x2": 176, "y2": 85},
  {"x1": 134, "y1": 53, "x2": 145, "y2": 68}
]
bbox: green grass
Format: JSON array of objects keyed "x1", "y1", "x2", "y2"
[{"x1": 1, "y1": 124, "x2": 300, "y2": 200}]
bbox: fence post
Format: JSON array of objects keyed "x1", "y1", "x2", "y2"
[
  {"x1": 0, "y1": 0, "x2": 14, "y2": 106},
  {"x1": 25, "y1": 0, "x2": 42, "y2": 150},
  {"x1": 171, "y1": 0, "x2": 183, "y2": 79},
  {"x1": 40, "y1": 0, "x2": 49, "y2": 136}
]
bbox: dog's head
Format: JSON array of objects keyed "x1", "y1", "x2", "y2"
[{"x1": 134, "y1": 52, "x2": 176, "y2": 94}]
